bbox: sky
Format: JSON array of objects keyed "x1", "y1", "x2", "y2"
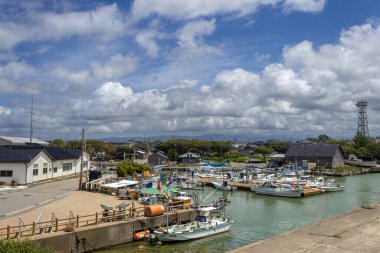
[{"x1": 1, "y1": 0, "x2": 380, "y2": 141}]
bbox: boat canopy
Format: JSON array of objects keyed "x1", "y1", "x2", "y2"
[{"x1": 101, "y1": 180, "x2": 139, "y2": 189}]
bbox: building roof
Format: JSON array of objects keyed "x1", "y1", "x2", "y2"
[
  {"x1": 0, "y1": 136, "x2": 48, "y2": 145},
  {"x1": 0, "y1": 144, "x2": 82, "y2": 163},
  {"x1": 44, "y1": 146, "x2": 80, "y2": 160},
  {"x1": 0, "y1": 146, "x2": 45, "y2": 163},
  {"x1": 285, "y1": 144, "x2": 342, "y2": 158}
]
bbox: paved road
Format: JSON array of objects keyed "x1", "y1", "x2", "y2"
[{"x1": 0, "y1": 178, "x2": 80, "y2": 219}]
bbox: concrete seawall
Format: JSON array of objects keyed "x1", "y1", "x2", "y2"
[
  {"x1": 229, "y1": 204, "x2": 380, "y2": 253},
  {"x1": 34, "y1": 209, "x2": 196, "y2": 253}
]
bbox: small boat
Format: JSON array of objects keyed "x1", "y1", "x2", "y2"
[
  {"x1": 153, "y1": 206, "x2": 232, "y2": 242},
  {"x1": 251, "y1": 182, "x2": 303, "y2": 198},
  {"x1": 211, "y1": 181, "x2": 237, "y2": 191},
  {"x1": 318, "y1": 179, "x2": 344, "y2": 192}
]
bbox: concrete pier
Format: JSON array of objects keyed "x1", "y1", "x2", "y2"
[
  {"x1": 34, "y1": 209, "x2": 196, "y2": 253},
  {"x1": 229, "y1": 204, "x2": 380, "y2": 253}
]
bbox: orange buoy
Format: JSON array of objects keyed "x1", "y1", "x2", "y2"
[
  {"x1": 134, "y1": 230, "x2": 150, "y2": 241},
  {"x1": 145, "y1": 204, "x2": 165, "y2": 217}
]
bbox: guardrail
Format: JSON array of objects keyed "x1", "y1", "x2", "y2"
[{"x1": 0, "y1": 202, "x2": 191, "y2": 240}]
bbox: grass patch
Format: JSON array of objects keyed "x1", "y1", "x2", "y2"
[
  {"x1": 333, "y1": 165, "x2": 365, "y2": 174},
  {"x1": 0, "y1": 239, "x2": 53, "y2": 253}
]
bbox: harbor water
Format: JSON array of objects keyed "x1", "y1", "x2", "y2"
[{"x1": 96, "y1": 173, "x2": 380, "y2": 253}]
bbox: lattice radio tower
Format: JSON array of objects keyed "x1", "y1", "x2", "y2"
[{"x1": 356, "y1": 100, "x2": 369, "y2": 137}]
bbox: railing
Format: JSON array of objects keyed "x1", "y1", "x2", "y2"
[{"x1": 0, "y1": 203, "x2": 191, "y2": 240}]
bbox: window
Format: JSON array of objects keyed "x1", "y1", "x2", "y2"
[
  {"x1": 0, "y1": 170, "x2": 12, "y2": 177},
  {"x1": 33, "y1": 164, "x2": 38, "y2": 168},
  {"x1": 53, "y1": 167, "x2": 58, "y2": 173},
  {"x1": 33, "y1": 169, "x2": 38, "y2": 176},
  {"x1": 43, "y1": 163, "x2": 48, "y2": 174},
  {"x1": 63, "y1": 163, "x2": 72, "y2": 171},
  {"x1": 83, "y1": 161, "x2": 88, "y2": 168}
]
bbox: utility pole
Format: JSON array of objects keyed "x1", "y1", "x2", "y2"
[
  {"x1": 29, "y1": 94, "x2": 34, "y2": 143},
  {"x1": 78, "y1": 129, "x2": 85, "y2": 190},
  {"x1": 174, "y1": 144, "x2": 177, "y2": 164},
  {"x1": 133, "y1": 139, "x2": 136, "y2": 163}
]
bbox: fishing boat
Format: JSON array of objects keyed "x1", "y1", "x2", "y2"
[
  {"x1": 318, "y1": 179, "x2": 344, "y2": 192},
  {"x1": 211, "y1": 181, "x2": 237, "y2": 191},
  {"x1": 251, "y1": 182, "x2": 303, "y2": 198},
  {"x1": 153, "y1": 206, "x2": 232, "y2": 242}
]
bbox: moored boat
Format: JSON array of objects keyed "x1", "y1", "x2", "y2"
[
  {"x1": 251, "y1": 182, "x2": 303, "y2": 198},
  {"x1": 153, "y1": 206, "x2": 232, "y2": 242},
  {"x1": 318, "y1": 179, "x2": 344, "y2": 192}
]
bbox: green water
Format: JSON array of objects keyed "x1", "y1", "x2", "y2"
[{"x1": 97, "y1": 174, "x2": 380, "y2": 253}]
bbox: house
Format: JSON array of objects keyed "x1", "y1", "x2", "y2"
[
  {"x1": 0, "y1": 136, "x2": 48, "y2": 146},
  {"x1": 285, "y1": 143, "x2": 345, "y2": 169},
  {"x1": 179, "y1": 152, "x2": 200, "y2": 164},
  {"x1": 0, "y1": 144, "x2": 90, "y2": 185},
  {"x1": 148, "y1": 152, "x2": 169, "y2": 166}
]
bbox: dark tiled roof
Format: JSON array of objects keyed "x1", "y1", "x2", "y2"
[
  {"x1": 44, "y1": 146, "x2": 79, "y2": 160},
  {"x1": 0, "y1": 146, "x2": 43, "y2": 163},
  {"x1": 0, "y1": 144, "x2": 82, "y2": 163},
  {"x1": 64, "y1": 149, "x2": 82, "y2": 158},
  {"x1": 285, "y1": 143, "x2": 341, "y2": 158}
]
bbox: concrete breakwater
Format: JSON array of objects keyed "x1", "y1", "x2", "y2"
[
  {"x1": 229, "y1": 203, "x2": 380, "y2": 253},
  {"x1": 34, "y1": 209, "x2": 196, "y2": 253}
]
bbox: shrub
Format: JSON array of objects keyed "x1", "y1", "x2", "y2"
[{"x1": 0, "y1": 239, "x2": 52, "y2": 253}]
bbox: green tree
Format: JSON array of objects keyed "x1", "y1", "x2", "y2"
[
  {"x1": 318, "y1": 134, "x2": 331, "y2": 142},
  {"x1": 116, "y1": 159, "x2": 150, "y2": 177},
  {"x1": 49, "y1": 139, "x2": 65, "y2": 148},
  {"x1": 354, "y1": 133, "x2": 370, "y2": 148},
  {"x1": 271, "y1": 142, "x2": 289, "y2": 153},
  {"x1": 255, "y1": 146, "x2": 274, "y2": 163}
]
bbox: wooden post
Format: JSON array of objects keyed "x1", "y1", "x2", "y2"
[
  {"x1": 112, "y1": 209, "x2": 116, "y2": 222},
  {"x1": 129, "y1": 207, "x2": 132, "y2": 219},
  {"x1": 32, "y1": 222, "x2": 36, "y2": 235},
  {"x1": 76, "y1": 215, "x2": 79, "y2": 228},
  {"x1": 6, "y1": 225, "x2": 10, "y2": 239},
  {"x1": 95, "y1": 212, "x2": 98, "y2": 225},
  {"x1": 55, "y1": 218, "x2": 59, "y2": 232}
]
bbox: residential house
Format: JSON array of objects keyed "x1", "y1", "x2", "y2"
[
  {"x1": 148, "y1": 152, "x2": 169, "y2": 166},
  {"x1": 179, "y1": 152, "x2": 200, "y2": 164}
]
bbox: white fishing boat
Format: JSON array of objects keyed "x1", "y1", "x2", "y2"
[
  {"x1": 153, "y1": 206, "x2": 232, "y2": 242},
  {"x1": 318, "y1": 179, "x2": 344, "y2": 192},
  {"x1": 211, "y1": 181, "x2": 237, "y2": 191},
  {"x1": 251, "y1": 182, "x2": 303, "y2": 198}
]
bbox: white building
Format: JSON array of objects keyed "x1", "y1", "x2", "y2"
[{"x1": 0, "y1": 144, "x2": 90, "y2": 185}]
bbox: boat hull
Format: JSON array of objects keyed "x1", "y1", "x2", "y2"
[
  {"x1": 252, "y1": 188, "x2": 303, "y2": 198},
  {"x1": 154, "y1": 222, "x2": 232, "y2": 242},
  {"x1": 319, "y1": 186, "x2": 344, "y2": 192}
]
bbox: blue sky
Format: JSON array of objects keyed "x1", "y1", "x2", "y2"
[{"x1": 0, "y1": 0, "x2": 380, "y2": 140}]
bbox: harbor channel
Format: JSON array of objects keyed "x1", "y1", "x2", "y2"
[{"x1": 96, "y1": 173, "x2": 380, "y2": 253}]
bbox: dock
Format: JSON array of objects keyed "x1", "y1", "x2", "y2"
[
  {"x1": 193, "y1": 178, "x2": 324, "y2": 196},
  {"x1": 229, "y1": 203, "x2": 380, "y2": 253}
]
